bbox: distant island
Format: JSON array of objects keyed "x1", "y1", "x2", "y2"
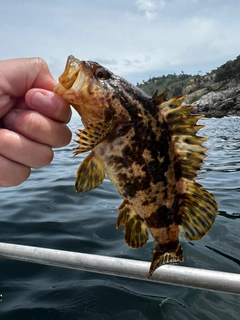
[{"x1": 137, "y1": 55, "x2": 240, "y2": 117}]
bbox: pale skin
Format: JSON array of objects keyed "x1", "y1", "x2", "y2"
[{"x1": 0, "y1": 57, "x2": 72, "y2": 187}]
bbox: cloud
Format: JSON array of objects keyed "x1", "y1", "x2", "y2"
[
  {"x1": 1, "y1": 0, "x2": 240, "y2": 85},
  {"x1": 135, "y1": 0, "x2": 165, "y2": 19}
]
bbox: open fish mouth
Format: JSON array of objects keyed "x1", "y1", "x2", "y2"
[
  {"x1": 54, "y1": 56, "x2": 87, "y2": 95},
  {"x1": 54, "y1": 55, "x2": 111, "y2": 125}
]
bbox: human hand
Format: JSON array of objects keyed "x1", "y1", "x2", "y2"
[{"x1": 0, "y1": 57, "x2": 72, "y2": 187}]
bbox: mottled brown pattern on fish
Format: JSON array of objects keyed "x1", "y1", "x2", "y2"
[{"x1": 54, "y1": 55, "x2": 218, "y2": 278}]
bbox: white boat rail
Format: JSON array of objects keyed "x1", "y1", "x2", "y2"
[{"x1": 0, "y1": 242, "x2": 239, "y2": 295}]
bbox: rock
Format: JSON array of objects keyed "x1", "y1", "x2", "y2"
[{"x1": 193, "y1": 87, "x2": 240, "y2": 117}]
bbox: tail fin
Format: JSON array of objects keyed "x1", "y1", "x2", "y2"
[
  {"x1": 147, "y1": 180, "x2": 217, "y2": 278},
  {"x1": 148, "y1": 242, "x2": 183, "y2": 278}
]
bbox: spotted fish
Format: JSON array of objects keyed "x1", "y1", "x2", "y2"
[{"x1": 54, "y1": 55, "x2": 218, "y2": 278}]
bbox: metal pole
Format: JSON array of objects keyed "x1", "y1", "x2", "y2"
[{"x1": 0, "y1": 242, "x2": 239, "y2": 295}]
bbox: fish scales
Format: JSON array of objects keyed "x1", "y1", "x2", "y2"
[{"x1": 54, "y1": 55, "x2": 218, "y2": 278}]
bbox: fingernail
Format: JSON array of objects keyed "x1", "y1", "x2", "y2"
[
  {"x1": 31, "y1": 91, "x2": 47, "y2": 107},
  {"x1": 3, "y1": 110, "x2": 18, "y2": 129}
]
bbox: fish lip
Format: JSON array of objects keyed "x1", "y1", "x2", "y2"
[
  {"x1": 58, "y1": 55, "x2": 82, "y2": 90},
  {"x1": 54, "y1": 55, "x2": 107, "y2": 123},
  {"x1": 53, "y1": 83, "x2": 66, "y2": 95},
  {"x1": 57, "y1": 55, "x2": 101, "y2": 93}
]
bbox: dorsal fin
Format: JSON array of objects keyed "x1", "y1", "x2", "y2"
[
  {"x1": 158, "y1": 96, "x2": 206, "y2": 181},
  {"x1": 152, "y1": 89, "x2": 170, "y2": 104},
  {"x1": 157, "y1": 94, "x2": 218, "y2": 241}
]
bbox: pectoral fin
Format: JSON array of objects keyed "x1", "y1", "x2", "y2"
[
  {"x1": 73, "y1": 120, "x2": 113, "y2": 155},
  {"x1": 75, "y1": 151, "x2": 105, "y2": 193},
  {"x1": 116, "y1": 201, "x2": 148, "y2": 248}
]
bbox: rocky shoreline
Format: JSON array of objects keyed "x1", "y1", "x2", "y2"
[{"x1": 191, "y1": 86, "x2": 240, "y2": 117}]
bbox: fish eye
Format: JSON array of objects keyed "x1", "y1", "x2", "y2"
[
  {"x1": 97, "y1": 71, "x2": 104, "y2": 78},
  {"x1": 95, "y1": 68, "x2": 111, "y2": 80}
]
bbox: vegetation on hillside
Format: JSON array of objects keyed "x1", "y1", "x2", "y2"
[
  {"x1": 137, "y1": 55, "x2": 240, "y2": 101},
  {"x1": 215, "y1": 55, "x2": 240, "y2": 82}
]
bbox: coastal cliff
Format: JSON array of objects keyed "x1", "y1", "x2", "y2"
[
  {"x1": 137, "y1": 55, "x2": 240, "y2": 117},
  {"x1": 191, "y1": 87, "x2": 240, "y2": 117}
]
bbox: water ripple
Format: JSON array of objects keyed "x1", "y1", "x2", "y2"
[{"x1": 0, "y1": 117, "x2": 240, "y2": 319}]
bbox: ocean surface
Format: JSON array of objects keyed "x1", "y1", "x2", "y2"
[{"x1": 0, "y1": 116, "x2": 240, "y2": 319}]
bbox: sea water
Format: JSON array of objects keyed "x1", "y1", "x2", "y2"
[{"x1": 0, "y1": 116, "x2": 239, "y2": 319}]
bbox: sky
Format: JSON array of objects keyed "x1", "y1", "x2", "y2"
[{"x1": 1, "y1": 0, "x2": 240, "y2": 84}]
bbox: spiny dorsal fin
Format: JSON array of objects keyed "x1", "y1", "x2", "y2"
[
  {"x1": 178, "y1": 179, "x2": 218, "y2": 240},
  {"x1": 158, "y1": 95, "x2": 218, "y2": 238},
  {"x1": 116, "y1": 201, "x2": 148, "y2": 248},
  {"x1": 152, "y1": 89, "x2": 170, "y2": 105},
  {"x1": 73, "y1": 120, "x2": 113, "y2": 155},
  {"x1": 158, "y1": 96, "x2": 207, "y2": 181},
  {"x1": 75, "y1": 151, "x2": 105, "y2": 193}
]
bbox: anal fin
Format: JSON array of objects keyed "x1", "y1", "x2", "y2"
[
  {"x1": 116, "y1": 201, "x2": 148, "y2": 249},
  {"x1": 75, "y1": 151, "x2": 105, "y2": 193},
  {"x1": 179, "y1": 179, "x2": 218, "y2": 240}
]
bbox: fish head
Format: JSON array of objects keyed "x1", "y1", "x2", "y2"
[
  {"x1": 54, "y1": 55, "x2": 115, "y2": 125},
  {"x1": 54, "y1": 55, "x2": 150, "y2": 126},
  {"x1": 54, "y1": 55, "x2": 118, "y2": 126}
]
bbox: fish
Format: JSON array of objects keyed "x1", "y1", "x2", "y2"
[{"x1": 54, "y1": 55, "x2": 218, "y2": 278}]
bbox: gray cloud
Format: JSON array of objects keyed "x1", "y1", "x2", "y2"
[{"x1": 1, "y1": 1, "x2": 240, "y2": 84}]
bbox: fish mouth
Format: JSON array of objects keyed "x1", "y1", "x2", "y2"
[
  {"x1": 54, "y1": 55, "x2": 109, "y2": 125},
  {"x1": 54, "y1": 55, "x2": 87, "y2": 94}
]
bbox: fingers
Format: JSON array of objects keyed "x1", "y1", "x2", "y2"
[
  {"x1": 0, "y1": 58, "x2": 73, "y2": 187},
  {"x1": 0, "y1": 155, "x2": 30, "y2": 187},
  {"x1": 0, "y1": 57, "x2": 56, "y2": 97},
  {"x1": 0, "y1": 58, "x2": 57, "y2": 118},
  {"x1": 0, "y1": 129, "x2": 53, "y2": 169},
  {"x1": 3, "y1": 108, "x2": 72, "y2": 149},
  {"x1": 25, "y1": 89, "x2": 72, "y2": 124},
  {"x1": 0, "y1": 127, "x2": 53, "y2": 186}
]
